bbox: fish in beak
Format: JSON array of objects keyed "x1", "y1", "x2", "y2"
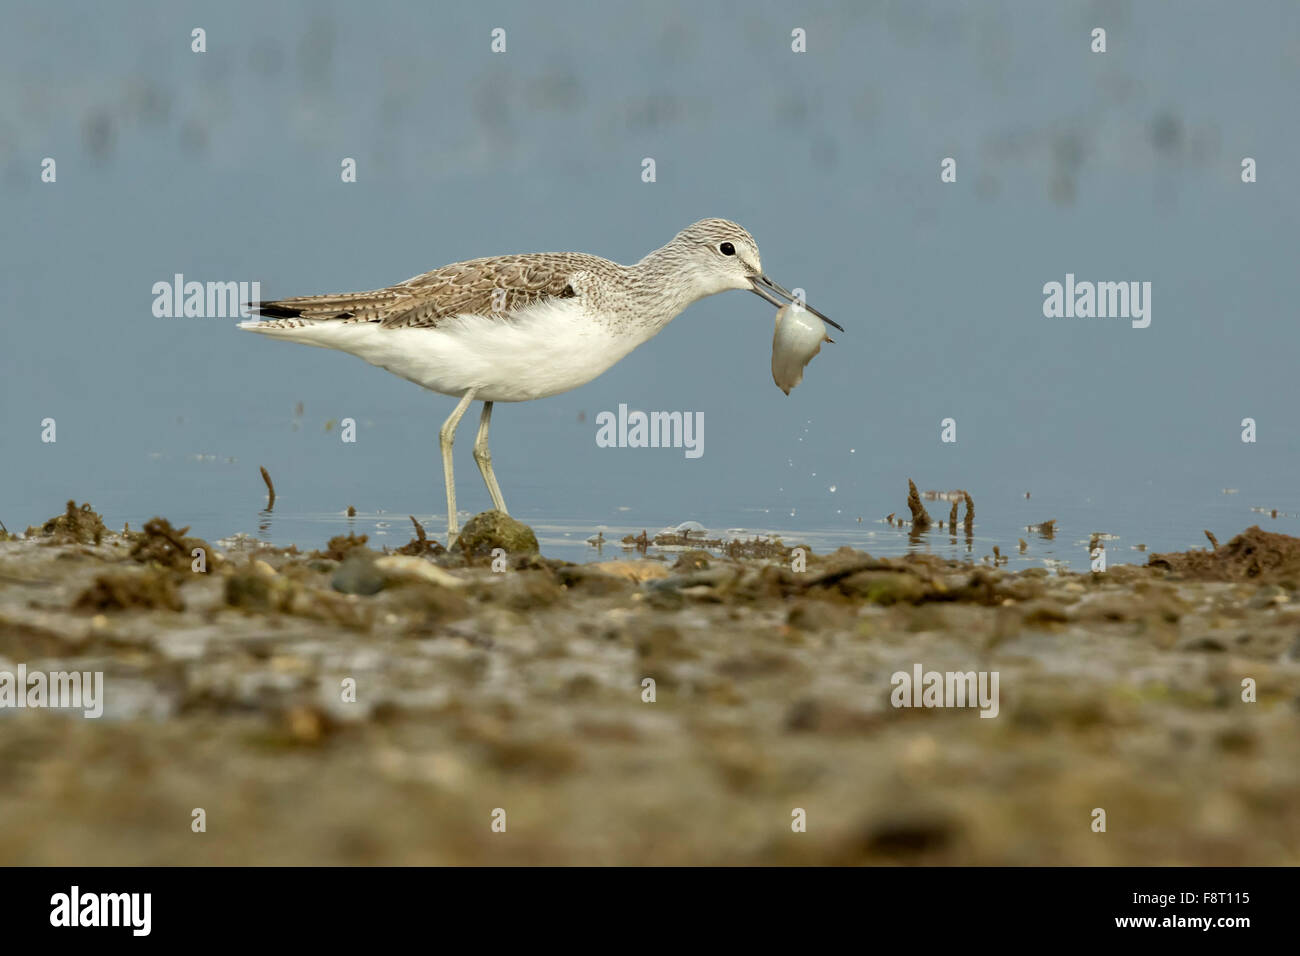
[{"x1": 750, "y1": 274, "x2": 844, "y2": 332}]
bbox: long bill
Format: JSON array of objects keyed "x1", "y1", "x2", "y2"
[{"x1": 750, "y1": 275, "x2": 845, "y2": 332}]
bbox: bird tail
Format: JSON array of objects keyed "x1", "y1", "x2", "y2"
[{"x1": 242, "y1": 288, "x2": 402, "y2": 327}]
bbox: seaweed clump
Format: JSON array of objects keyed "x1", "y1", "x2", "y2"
[
  {"x1": 396, "y1": 516, "x2": 445, "y2": 557},
  {"x1": 321, "y1": 532, "x2": 370, "y2": 561},
  {"x1": 28, "y1": 500, "x2": 106, "y2": 545},
  {"x1": 75, "y1": 570, "x2": 184, "y2": 611},
  {"x1": 1148, "y1": 526, "x2": 1300, "y2": 584},
  {"x1": 906, "y1": 480, "x2": 931, "y2": 531},
  {"x1": 130, "y1": 517, "x2": 210, "y2": 571}
]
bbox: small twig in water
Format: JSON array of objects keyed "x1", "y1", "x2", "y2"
[{"x1": 259, "y1": 466, "x2": 276, "y2": 509}]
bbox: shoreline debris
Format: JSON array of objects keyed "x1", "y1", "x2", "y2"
[
  {"x1": 396, "y1": 515, "x2": 443, "y2": 557},
  {"x1": 26, "y1": 500, "x2": 107, "y2": 545},
  {"x1": 906, "y1": 479, "x2": 932, "y2": 531},
  {"x1": 259, "y1": 466, "x2": 276, "y2": 509},
  {"x1": 1149, "y1": 525, "x2": 1300, "y2": 582}
]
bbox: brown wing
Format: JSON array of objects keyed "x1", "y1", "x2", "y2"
[{"x1": 252, "y1": 253, "x2": 590, "y2": 329}]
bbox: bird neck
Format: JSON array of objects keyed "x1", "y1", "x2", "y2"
[{"x1": 627, "y1": 243, "x2": 712, "y2": 328}]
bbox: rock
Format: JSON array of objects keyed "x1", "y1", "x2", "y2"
[
  {"x1": 453, "y1": 511, "x2": 539, "y2": 557},
  {"x1": 557, "y1": 566, "x2": 635, "y2": 594},
  {"x1": 225, "y1": 569, "x2": 273, "y2": 610},
  {"x1": 225, "y1": 566, "x2": 295, "y2": 611},
  {"x1": 1070, "y1": 593, "x2": 1138, "y2": 622},
  {"x1": 840, "y1": 570, "x2": 929, "y2": 605},
  {"x1": 636, "y1": 625, "x2": 688, "y2": 659},
  {"x1": 75, "y1": 570, "x2": 184, "y2": 611},
  {"x1": 1247, "y1": 585, "x2": 1289, "y2": 609},
  {"x1": 1019, "y1": 599, "x2": 1069, "y2": 625},
  {"x1": 859, "y1": 810, "x2": 958, "y2": 857},
  {"x1": 673, "y1": 550, "x2": 712, "y2": 572},
  {"x1": 492, "y1": 570, "x2": 564, "y2": 610},
  {"x1": 374, "y1": 555, "x2": 467, "y2": 588},
  {"x1": 583, "y1": 560, "x2": 670, "y2": 583},
  {"x1": 786, "y1": 601, "x2": 853, "y2": 631},
  {"x1": 1176, "y1": 635, "x2": 1228, "y2": 653},
  {"x1": 648, "y1": 567, "x2": 737, "y2": 592},
  {"x1": 285, "y1": 705, "x2": 329, "y2": 744},
  {"x1": 331, "y1": 551, "x2": 386, "y2": 596},
  {"x1": 382, "y1": 579, "x2": 470, "y2": 621},
  {"x1": 783, "y1": 697, "x2": 878, "y2": 733}
]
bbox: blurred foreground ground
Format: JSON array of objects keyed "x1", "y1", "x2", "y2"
[{"x1": 1, "y1": 504, "x2": 1298, "y2": 865}]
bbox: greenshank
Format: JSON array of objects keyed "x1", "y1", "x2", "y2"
[{"x1": 240, "y1": 218, "x2": 841, "y2": 544}]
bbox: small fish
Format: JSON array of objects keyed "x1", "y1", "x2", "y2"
[{"x1": 771, "y1": 304, "x2": 832, "y2": 395}]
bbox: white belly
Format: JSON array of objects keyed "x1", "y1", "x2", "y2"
[{"x1": 241, "y1": 300, "x2": 648, "y2": 403}]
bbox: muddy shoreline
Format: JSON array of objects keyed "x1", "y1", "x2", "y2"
[{"x1": 2, "y1": 503, "x2": 1298, "y2": 864}]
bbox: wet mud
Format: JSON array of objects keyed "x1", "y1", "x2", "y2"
[{"x1": 1, "y1": 502, "x2": 1298, "y2": 864}]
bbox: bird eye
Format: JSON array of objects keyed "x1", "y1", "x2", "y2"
[{"x1": 719, "y1": 242, "x2": 735, "y2": 256}]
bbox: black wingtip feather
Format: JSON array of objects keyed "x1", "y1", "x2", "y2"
[{"x1": 248, "y1": 303, "x2": 304, "y2": 319}]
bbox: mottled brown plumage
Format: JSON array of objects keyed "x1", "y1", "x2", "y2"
[{"x1": 254, "y1": 252, "x2": 608, "y2": 329}]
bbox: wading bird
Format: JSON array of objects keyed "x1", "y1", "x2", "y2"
[{"x1": 241, "y1": 219, "x2": 841, "y2": 544}]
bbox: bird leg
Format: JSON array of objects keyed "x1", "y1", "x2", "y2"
[
  {"x1": 473, "y1": 401, "x2": 508, "y2": 514},
  {"x1": 440, "y1": 388, "x2": 477, "y2": 546}
]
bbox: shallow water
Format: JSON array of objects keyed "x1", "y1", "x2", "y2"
[
  {"x1": 17, "y1": 443, "x2": 1292, "y2": 569},
  {"x1": 263, "y1": 490, "x2": 1297, "y2": 567}
]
